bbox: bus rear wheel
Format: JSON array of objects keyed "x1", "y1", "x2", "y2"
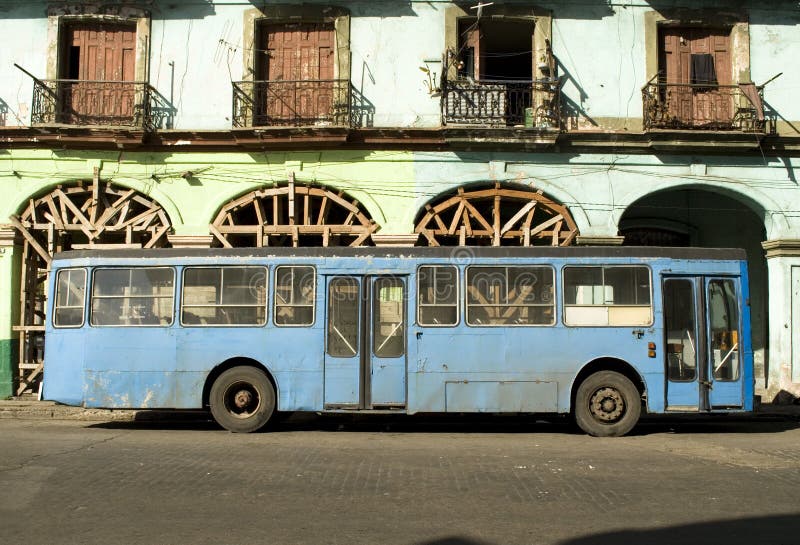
[
  {"x1": 209, "y1": 367, "x2": 275, "y2": 433},
  {"x1": 574, "y1": 371, "x2": 641, "y2": 437}
]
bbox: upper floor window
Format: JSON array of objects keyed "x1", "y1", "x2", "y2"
[
  {"x1": 234, "y1": 6, "x2": 351, "y2": 128},
  {"x1": 642, "y1": 12, "x2": 764, "y2": 132},
  {"x1": 32, "y1": 8, "x2": 151, "y2": 127},
  {"x1": 442, "y1": 6, "x2": 558, "y2": 129}
]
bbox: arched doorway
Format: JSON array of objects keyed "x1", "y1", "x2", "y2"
[
  {"x1": 619, "y1": 188, "x2": 768, "y2": 389},
  {"x1": 415, "y1": 183, "x2": 578, "y2": 246},
  {"x1": 210, "y1": 180, "x2": 377, "y2": 247},
  {"x1": 10, "y1": 179, "x2": 172, "y2": 394}
]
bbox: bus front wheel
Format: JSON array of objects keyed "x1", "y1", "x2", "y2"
[
  {"x1": 209, "y1": 366, "x2": 275, "y2": 433},
  {"x1": 574, "y1": 371, "x2": 641, "y2": 437}
]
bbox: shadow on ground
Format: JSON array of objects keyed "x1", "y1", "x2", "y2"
[{"x1": 87, "y1": 411, "x2": 800, "y2": 435}]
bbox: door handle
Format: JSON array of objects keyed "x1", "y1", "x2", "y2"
[
  {"x1": 415, "y1": 331, "x2": 423, "y2": 339},
  {"x1": 700, "y1": 379, "x2": 713, "y2": 390}
]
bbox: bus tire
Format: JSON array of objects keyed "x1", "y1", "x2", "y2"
[
  {"x1": 574, "y1": 371, "x2": 641, "y2": 437},
  {"x1": 209, "y1": 366, "x2": 275, "y2": 433}
]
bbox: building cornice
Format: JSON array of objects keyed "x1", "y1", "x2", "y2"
[
  {"x1": 762, "y1": 239, "x2": 800, "y2": 259},
  {"x1": 1, "y1": 126, "x2": 797, "y2": 155}
]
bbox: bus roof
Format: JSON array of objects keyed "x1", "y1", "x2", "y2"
[{"x1": 52, "y1": 246, "x2": 748, "y2": 262}]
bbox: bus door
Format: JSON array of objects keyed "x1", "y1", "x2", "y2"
[
  {"x1": 663, "y1": 276, "x2": 744, "y2": 410},
  {"x1": 323, "y1": 275, "x2": 407, "y2": 409}
]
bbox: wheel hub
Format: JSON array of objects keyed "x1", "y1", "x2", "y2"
[
  {"x1": 589, "y1": 387, "x2": 624, "y2": 423},
  {"x1": 234, "y1": 390, "x2": 253, "y2": 410}
]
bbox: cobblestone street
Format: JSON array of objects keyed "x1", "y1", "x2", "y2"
[{"x1": 1, "y1": 414, "x2": 799, "y2": 545}]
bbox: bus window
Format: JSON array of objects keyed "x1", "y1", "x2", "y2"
[
  {"x1": 373, "y1": 277, "x2": 405, "y2": 357},
  {"x1": 274, "y1": 266, "x2": 315, "y2": 326},
  {"x1": 563, "y1": 266, "x2": 652, "y2": 326},
  {"x1": 327, "y1": 277, "x2": 359, "y2": 357},
  {"x1": 466, "y1": 266, "x2": 554, "y2": 326},
  {"x1": 91, "y1": 268, "x2": 174, "y2": 327},
  {"x1": 417, "y1": 265, "x2": 458, "y2": 326},
  {"x1": 181, "y1": 267, "x2": 266, "y2": 326},
  {"x1": 53, "y1": 268, "x2": 86, "y2": 328},
  {"x1": 708, "y1": 279, "x2": 739, "y2": 381}
]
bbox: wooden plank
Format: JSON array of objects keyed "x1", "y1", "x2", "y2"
[
  {"x1": 209, "y1": 224, "x2": 233, "y2": 248},
  {"x1": 8, "y1": 216, "x2": 52, "y2": 265},
  {"x1": 288, "y1": 172, "x2": 296, "y2": 225},
  {"x1": 501, "y1": 200, "x2": 536, "y2": 235}
]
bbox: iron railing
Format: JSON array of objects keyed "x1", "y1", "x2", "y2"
[
  {"x1": 232, "y1": 79, "x2": 351, "y2": 128},
  {"x1": 442, "y1": 78, "x2": 562, "y2": 128},
  {"x1": 642, "y1": 81, "x2": 767, "y2": 132},
  {"x1": 31, "y1": 79, "x2": 152, "y2": 128}
]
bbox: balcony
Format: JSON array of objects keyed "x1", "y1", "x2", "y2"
[
  {"x1": 31, "y1": 79, "x2": 153, "y2": 128},
  {"x1": 642, "y1": 80, "x2": 768, "y2": 132},
  {"x1": 232, "y1": 79, "x2": 351, "y2": 128},
  {"x1": 442, "y1": 78, "x2": 562, "y2": 129}
]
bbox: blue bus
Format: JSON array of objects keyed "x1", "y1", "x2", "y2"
[{"x1": 43, "y1": 246, "x2": 753, "y2": 436}]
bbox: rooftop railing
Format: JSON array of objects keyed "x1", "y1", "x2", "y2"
[
  {"x1": 642, "y1": 80, "x2": 768, "y2": 132},
  {"x1": 442, "y1": 78, "x2": 562, "y2": 128},
  {"x1": 232, "y1": 79, "x2": 351, "y2": 128},
  {"x1": 31, "y1": 79, "x2": 152, "y2": 128}
]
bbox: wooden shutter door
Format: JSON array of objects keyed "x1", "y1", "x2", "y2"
[
  {"x1": 62, "y1": 23, "x2": 136, "y2": 124},
  {"x1": 689, "y1": 30, "x2": 732, "y2": 127},
  {"x1": 660, "y1": 28, "x2": 693, "y2": 124},
  {"x1": 260, "y1": 23, "x2": 335, "y2": 125}
]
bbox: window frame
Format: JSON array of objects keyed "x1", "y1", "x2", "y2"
[
  {"x1": 90, "y1": 266, "x2": 176, "y2": 328},
  {"x1": 180, "y1": 265, "x2": 268, "y2": 328},
  {"x1": 465, "y1": 264, "x2": 556, "y2": 328},
  {"x1": 416, "y1": 265, "x2": 460, "y2": 327},
  {"x1": 273, "y1": 265, "x2": 316, "y2": 327},
  {"x1": 562, "y1": 265, "x2": 654, "y2": 328},
  {"x1": 53, "y1": 267, "x2": 87, "y2": 329}
]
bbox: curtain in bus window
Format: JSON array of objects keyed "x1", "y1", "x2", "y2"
[
  {"x1": 563, "y1": 266, "x2": 652, "y2": 326},
  {"x1": 373, "y1": 278, "x2": 405, "y2": 358},
  {"x1": 417, "y1": 266, "x2": 458, "y2": 326},
  {"x1": 466, "y1": 266, "x2": 554, "y2": 326},
  {"x1": 708, "y1": 279, "x2": 739, "y2": 381},
  {"x1": 54, "y1": 268, "x2": 86, "y2": 327},
  {"x1": 327, "y1": 277, "x2": 359, "y2": 357},
  {"x1": 181, "y1": 267, "x2": 266, "y2": 326},
  {"x1": 91, "y1": 268, "x2": 174, "y2": 326},
  {"x1": 275, "y1": 266, "x2": 315, "y2": 326}
]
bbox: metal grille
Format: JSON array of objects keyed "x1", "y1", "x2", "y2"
[
  {"x1": 232, "y1": 79, "x2": 351, "y2": 128},
  {"x1": 642, "y1": 82, "x2": 767, "y2": 132},
  {"x1": 442, "y1": 79, "x2": 561, "y2": 128},
  {"x1": 31, "y1": 79, "x2": 152, "y2": 127}
]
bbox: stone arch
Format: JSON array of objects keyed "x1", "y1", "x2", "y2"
[
  {"x1": 618, "y1": 185, "x2": 769, "y2": 393},
  {"x1": 209, "y1": 178, "x2": 378, "y2": 247},
  {"x1": 10, "y1": 178, "x2": 173, "y2": 394},
  {"x1": 414, "y1": 182, "x2": 578, "y2": 246}
]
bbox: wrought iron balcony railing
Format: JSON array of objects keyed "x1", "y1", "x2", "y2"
[
  {"x1": 31, "y1": 79, "x2": 153, "y2": 128},
  {"x1": 232, "y1": 79, "x2": 351, "y2": 128},
  {"x1": 642, "y1": 80, "x2": 768, "y2": 132},
  {"x1": 442, "y1": 78, "x2": 562, "y2": 128}
]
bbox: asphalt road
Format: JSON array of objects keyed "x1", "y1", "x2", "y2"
[{"x1": 1, "y1": 414, "x2": 799, "y2": 545}]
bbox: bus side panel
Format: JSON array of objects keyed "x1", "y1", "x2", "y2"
[
  {"x1": 411, "y1": 324, "x2": 656, "y2": 414},
  {"x1": 174, "y1": 327, "x2": 324, "y2": 411},
  {"x1": 82, "y1": 328, "x2": 178, "y2": 408},
  {"x1": 42, "y1": 329, "x2": 86, "y2": 406}
]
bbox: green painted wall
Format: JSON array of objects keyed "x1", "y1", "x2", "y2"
[
  {"x1": 1, "y1": 149, "x2": 417, "y2": 236},
  {"x1": 0, "y1": 246, "x2": 20, "y2": 398}
]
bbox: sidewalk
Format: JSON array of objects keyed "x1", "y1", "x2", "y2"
[
  {"x1": 0, "y1": 398, "x2": 209, "y2": 423},
  {"x1": 1, "y1": 397, "x2": 799, "y2": 422}
]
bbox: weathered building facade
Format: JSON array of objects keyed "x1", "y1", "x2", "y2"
[{"x1": 1, "y1": 0, "x2": 799, "y2": 403}]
